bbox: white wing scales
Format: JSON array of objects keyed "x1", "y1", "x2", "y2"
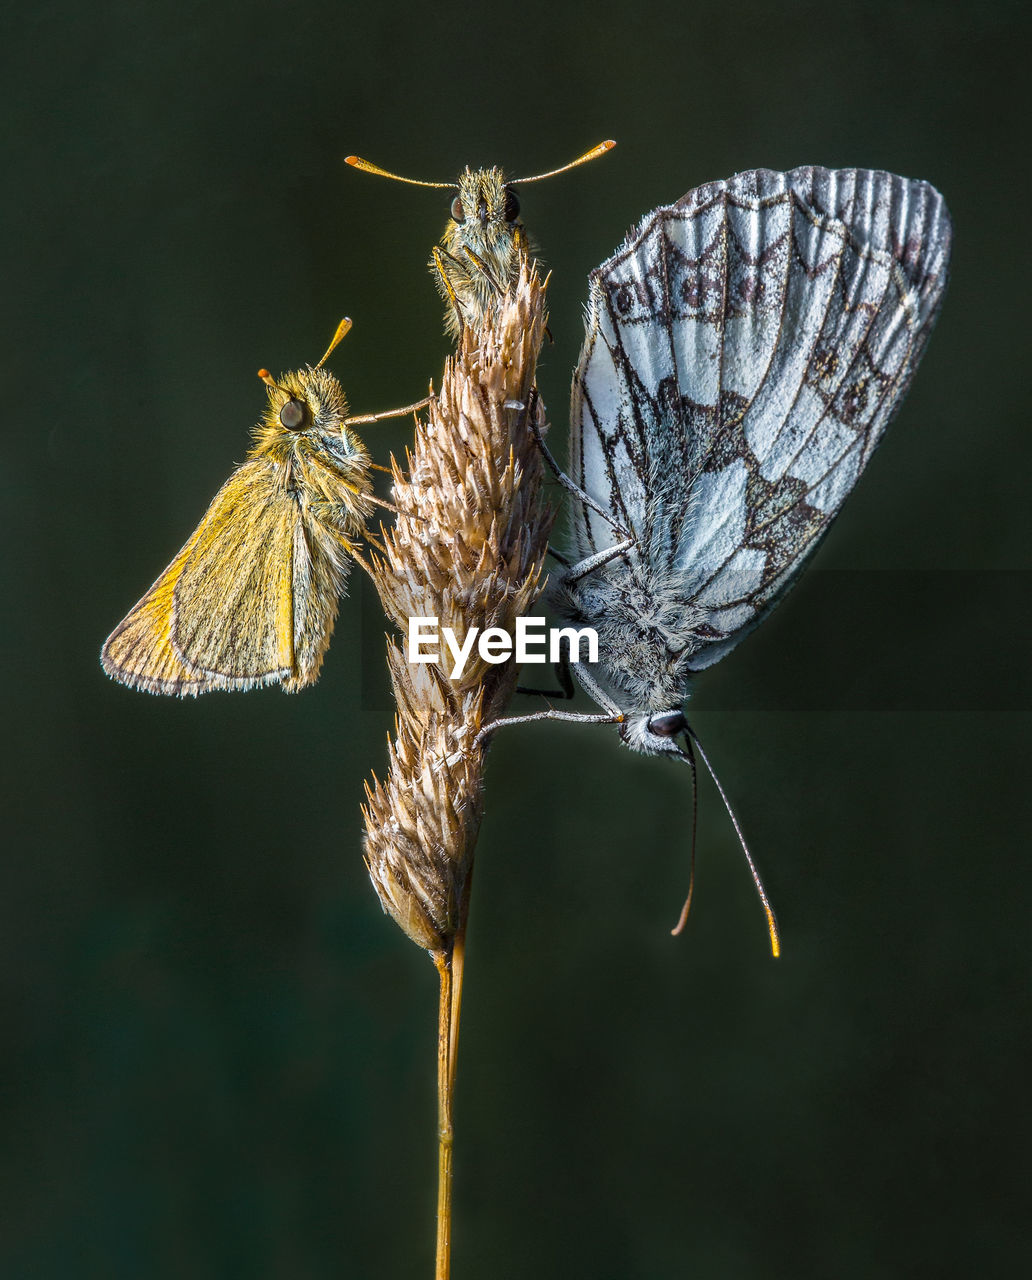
[
  {"x1": 567, "y1": 166, "x2": 951, "y2": 678},
  {"x1": 720, "y1": 193, "x2": 793, "y2": 406}
]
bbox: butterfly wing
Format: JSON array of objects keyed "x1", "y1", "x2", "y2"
[
  {"x1": 169, "y1": 460, "x2": 299, "y2": 689},
  {"x1": 100, "y1": 534, "x2": 215, "y2": 696},
  {"x1": 569, "y1": 166, "x2": 951, "y2": 671},
  {"x1": 102, "y1": 460, "x2": 299, "y2": 695}
]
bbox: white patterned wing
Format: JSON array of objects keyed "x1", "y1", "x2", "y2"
[{"x1": 569, "y1": 166, "x2": 951, "y2": 670}]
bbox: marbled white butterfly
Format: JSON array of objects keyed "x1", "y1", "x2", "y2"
[{"x1": 489, "y1": 166, "x2": 951, "y2": 948}]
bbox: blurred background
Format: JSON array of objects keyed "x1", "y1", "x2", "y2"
[{"x1": 3, "y1": 1, "x2": 1029, "y2": 1275}]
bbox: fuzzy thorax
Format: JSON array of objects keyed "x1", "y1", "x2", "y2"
[
  {"x1": 553, "y1": 557, "x2": 703, "y2": 723},
  {"x1": 432, "y1": 166, "x2": 533, "y2": 338}
]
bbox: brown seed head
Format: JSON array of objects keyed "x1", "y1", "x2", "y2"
[{"x1": 362, "y1": 258, "x2": 553, "y2": 949}]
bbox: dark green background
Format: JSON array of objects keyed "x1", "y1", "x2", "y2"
[{"x1": 4, "y1": 1, "x2": 1029, "y2": 1275}]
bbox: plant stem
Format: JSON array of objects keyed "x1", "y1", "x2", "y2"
[
  {"x1": 434, "y1": 947, "x2": 454, "y2": 1280},
  {"x1": 434, "y1": 866, "x2": 473, "y2": 1280}
]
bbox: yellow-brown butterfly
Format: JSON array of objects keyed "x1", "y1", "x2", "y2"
[
  {"x1": 101, "y1": 318, "x2": 430, "y2": 696},
  {"x1": 345, "y1": 141, "x2": 615, "y2": 336}
]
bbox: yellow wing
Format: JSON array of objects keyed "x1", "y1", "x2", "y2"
[
  {"x1": 170, "y1": 460, "x2": 297, "y2": 689},
  {"x1": 101, "y1": 534, "x2": 212, "y2": 695},
  {"x1": 101, "y1": 460, "x2": 296, "y2": 696}
]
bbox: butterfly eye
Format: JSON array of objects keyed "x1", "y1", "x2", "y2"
[
  {"x1": 450, "y1": 195, "x2": 465, "y2": 224},
  {"x1": 647, "y1": 711, "x2": 687, "y2": 738},
  {"x1": 503, "y1": 186, "x2": 520, "y2": 222},
  {"x1": 279, "y1": 398, "x2": 307, "y2": 431}
]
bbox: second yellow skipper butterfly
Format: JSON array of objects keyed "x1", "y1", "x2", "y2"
[
  {"x1": 345, "y1": 141, "x2": 615, "y2": 337},
  {"x1": 101, "y1": 318, "x2": 429, "y2": 697}
]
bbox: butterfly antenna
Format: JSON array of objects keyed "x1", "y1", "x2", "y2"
[
  {"x1": 671, "y1": 735, "x2": 699, "y2": 937},
  {"x1": 344, "y1": 156, "x2": 455, "y2": 189},
  {"x1": 257, "y1": 368, "x2": 288, "y2": 393},
  {"x1": 315, "y1": 316, "x2": 353, "y2": 368},
  {"x1": 258, "y1": 318, "x2": 354, "y2": 391},
  {"x1": 515, "y1": 140, "x2": 617, "y2": 184},
  {"x1": 686, "y1": 727, "x2": 781, "y2": 958}
]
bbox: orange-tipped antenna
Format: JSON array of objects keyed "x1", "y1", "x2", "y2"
[
  {"x1": 671, "y1": 735, "x2": 700, "y2": 937},
  {"x1": 515, "y1": 139, "x2": 616, "y2": 184},
  {"x1": 344, "y1": 156, "x2": 455, "y2": 189},
  {"x1": 257, "y1": 317, "x2": 353, "y2": 391},
  {"x1": 315, "y1": 316, "x2": 353, "y2": 369},
  {"x1": 684, "y1": 727, "x2": 781, "y2": 958}
]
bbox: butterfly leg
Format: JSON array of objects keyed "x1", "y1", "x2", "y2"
[
  {"x1": 338, "y1": 536, "x2": 379, "y2": 583},
  {"x1": 323, "y1": 480, "x2": 427, "y2": 526},
  {"x1": 525, "y1": 407, "x2": 631, "y2": 542},
  {"x1": 431, "y1": 245, "x2": 468, "y2": 335},
  {"x1": 363, "y1": 492, "x2": 407, "y2": 518},
  {"x1": 560, "y1": 538, "x2": 636, "y2": 584},
  {"x1": 475, "y1": 707, "x2": 622, "y2": 747},
  {"x1": 503, "y1": 389, "x2": 627, "y2": 536},
  {"x1": 461, "y1": 245, "x2": 504, "y2": 295},
  {"x1": 342, "y1": 392, "x2": 435, "y2": 428},
  {"x1": 482, "y1": 655, "x2": 622, "y2": 742}
]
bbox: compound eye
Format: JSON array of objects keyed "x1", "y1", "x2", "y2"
[
  {"x1": 647, "y1": 711, "x2": 687, "y2": 738},
  {"x1": 503, "y1": 186, "x2": 520, "y2": 221},
  {"x1": 279, "y1": 398, "x2": 306, "y2": 431},
  {"x1": 450, "y1": 195, "x2": 465, "y2": 223}
]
